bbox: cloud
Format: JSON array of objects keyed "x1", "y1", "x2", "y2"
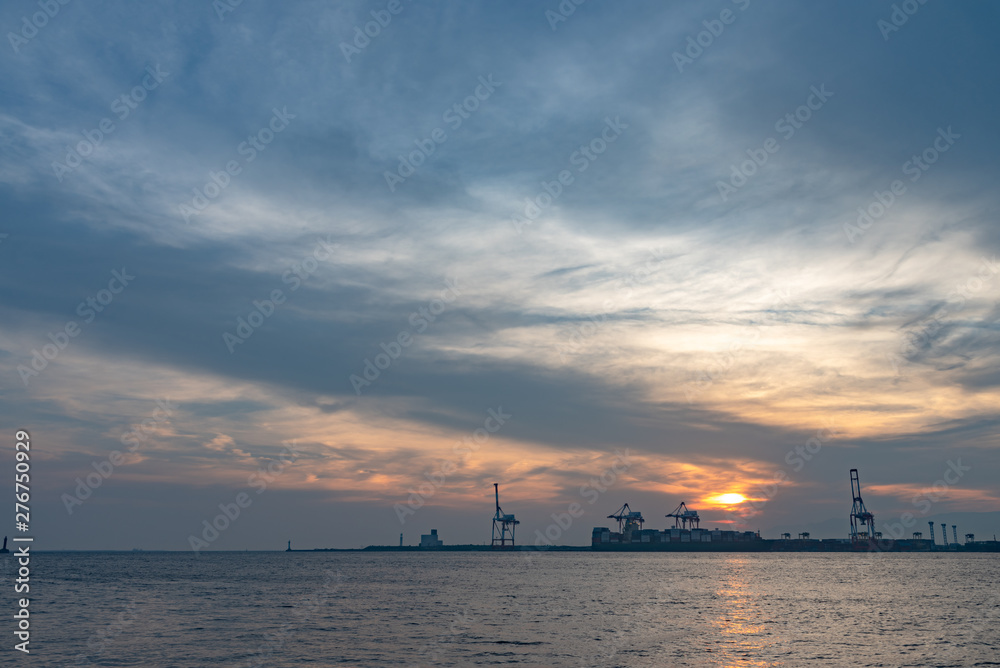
[{"x1": 1, "y1": 0, "x2": 999, "y2": 548}]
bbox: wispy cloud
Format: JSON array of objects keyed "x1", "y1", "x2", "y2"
[{"x1": 1, "y1": 0, "x2": 999, "y2": 548}]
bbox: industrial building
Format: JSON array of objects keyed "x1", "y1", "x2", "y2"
[{"x1": 419, "y1": 529, "x2": 443, "y2": 548}]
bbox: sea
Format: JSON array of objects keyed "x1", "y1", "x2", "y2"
[{"x1": 3, "y1": 551, "x2": 999, "y2": 667}]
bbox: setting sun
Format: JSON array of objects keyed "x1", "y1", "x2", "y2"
[{"x1": 711, "y1": 493, "x2": 747, "y2": 505}]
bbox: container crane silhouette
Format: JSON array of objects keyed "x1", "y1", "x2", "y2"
[
  {"x1": 666, "y1": 502, "x2": 700, "y2": 530},
  {"x1": 607, "y1": 503, "x2": 644, "y2": 533},
  {"x1": 849, "y1": 469, "x2": 875, "y2": 542},
  {"x1": 491, "y1": 483, "x2": 519, "y2": 548}
]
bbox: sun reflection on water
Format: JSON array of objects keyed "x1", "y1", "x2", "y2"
[{"x1": 712, "y1": 556, "x2": 781, "y2": 667}]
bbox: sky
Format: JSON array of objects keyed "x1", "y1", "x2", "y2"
[{"x1": 1, "y1": 1, "x2": 998, "y2": 550}]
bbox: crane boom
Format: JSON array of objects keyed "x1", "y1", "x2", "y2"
[
  {"x1": 491, "y1": 483, "x2": 519, "y2": 548},
  {"x1": 607, "y1": 503, "x2": 644, "y2": 533},
  {"x1": 665, "y1": 502, "x2": 700, "y2": 530},
  {"x1": 849, "y1": 469, "x2": 875, "y2": 542}
]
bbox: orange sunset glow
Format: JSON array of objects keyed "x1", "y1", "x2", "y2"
[{"x1": 709, "y1": 493, "x2": 748, "y2": 506}]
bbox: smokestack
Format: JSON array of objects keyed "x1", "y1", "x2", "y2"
[
  {"x1": 928, "y1": 521, "x2": 935, "y2": 545},
  {"x1": 941, "y1": 523, "x2": 947, "y2": 545},
  {"x1": 952, "y1": 525, "x2": 958, "y2": 545}
]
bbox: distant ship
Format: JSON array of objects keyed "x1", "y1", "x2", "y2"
[
  {"x1": 591, "y1": 495, "x2": 1000, "y2": 552},
  {"x1": 593, "y1": 503, "x2": 771, "y2": 551},
  {"x1": 0, "y1": 536, "x2": 9, "y2": 554}
]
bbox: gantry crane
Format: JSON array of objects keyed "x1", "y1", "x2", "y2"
[
  {"x1": 607, "y1": 503, "x2": 644, "y2": 534},
  {"x1": 666, "y1": 502, "x2": 700, "y2": 530},
  {"x1": 491, "y1": 483, "x2": 519, "y2": 549},
  {"x1": 849, "y1": 469, "x2": 875, "y2": 542}
]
